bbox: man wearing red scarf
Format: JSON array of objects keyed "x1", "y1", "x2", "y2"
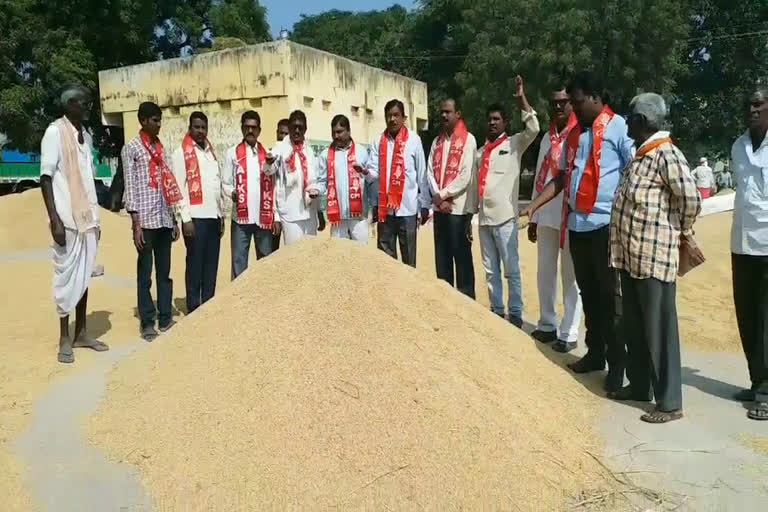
[
  {"x1": 427, "y1": 98, "x2": 478, "y2": 298},
  {"x1": 222, "y1": 110, "x2": 280, "y2": 280},
  {"x1": 264, "y1": 110, "x2": 325, "y2": 245},
  {"x1": 474, "y1": 76, "x2": 539, "y2": 328},
  {"x1": 171, "y1": 111, "x2": 224, "y2": 314},
  {"x1": 528, "y1": 86, "x2": 583, "y2": 353},
  {"x1": 521, "y1": 72, "x2": 634, "y2": 393},
  {"x1": 122, "y1": 102, "x2": 192, "y2": 341},
  {"x1": 320, "y1": 114, "x2": 376, "y2": 243}
]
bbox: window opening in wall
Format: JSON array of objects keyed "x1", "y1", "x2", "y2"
[
  {"x1": 303, "y1": 96, "x2": 314, "y2": 108},
  {"x1": 322, "y1": 100, "x2": 331, "y2": 111},
  {"x1": 249, "y1": 98, "x2": 262, "y2": 108},
  {"x1": 219, "y1": 100, "x2": 232, "y2": 111},
  {"x1": 351, "y1": 106, "x2": 360, "y2": 116}
]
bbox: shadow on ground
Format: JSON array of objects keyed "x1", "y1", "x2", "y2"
[
  {"x1": 131, "y1": 297, "x2": 184, "y2": 320},
  {"x1": 80, "y1": 310, "x2": 113, "y2": 339}
]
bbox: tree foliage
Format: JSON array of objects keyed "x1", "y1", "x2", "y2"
[{"x1": 0, "y1": 0, "x2": 271, "y2": 151}]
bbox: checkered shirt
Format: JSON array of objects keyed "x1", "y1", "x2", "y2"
[
  {"x1": 121, "y1": 135, "x2": 176, "y2": 230},
  {"x1": 610, "y1": 140, "x2": 701, "y2": 282}
]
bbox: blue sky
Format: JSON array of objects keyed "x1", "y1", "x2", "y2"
[{"x1": 262, "y1": 0, "x2": 417, "y2": 36}]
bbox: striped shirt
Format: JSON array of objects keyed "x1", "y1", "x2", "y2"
[
  {"x1": 122, "y1": 134, "x2": 176, "y2": 230},
  {"x1": 609, "y1": 132, "x2": 701, "y2": 282}
]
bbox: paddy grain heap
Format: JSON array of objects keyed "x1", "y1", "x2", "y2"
[{"x1": 89, "y1": 237, "x2": 610, "y2": 509}]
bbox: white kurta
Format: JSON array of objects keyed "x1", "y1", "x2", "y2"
[{"x1": 40, "y1": 120, "x2": 100, "y2": 316}]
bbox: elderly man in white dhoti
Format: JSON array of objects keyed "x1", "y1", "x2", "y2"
[{"x1": 40, "y1": 85, "x2": 108, "y2": 363}]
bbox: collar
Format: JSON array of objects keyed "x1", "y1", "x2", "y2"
[
  {"x1": 638, "y1": 131, "x2": 670, "y2": 150},
  {"x1": 743, "y1": 129, "x2": 768, "y2": 150}
]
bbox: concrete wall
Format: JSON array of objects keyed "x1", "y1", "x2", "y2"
[{"x1": 99, "y1": 41, "x2": 428, "y2": 159}]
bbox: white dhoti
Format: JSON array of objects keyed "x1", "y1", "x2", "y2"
[{"x1": 52, "y1": 228, "x2": 98, "y2": 317}]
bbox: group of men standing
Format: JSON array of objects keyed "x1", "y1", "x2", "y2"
[{"x1": 39, "y1": 77, "x2": 768, "y2": 424}]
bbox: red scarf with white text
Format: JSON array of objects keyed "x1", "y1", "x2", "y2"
[
  {"x1": 535, "y1": 112, "x2": 578, "y2": 193},
  {"x1": 181, "y1": 133, "x2": 217, "y2": 206},
  {"x1": 432, "y1": 120, "x2": 468, "y2": 189},
  {"x1": 327, "y1": 141, "x2": 363, "y2": 224},
  {"x1": 378, "y1": 126, "x2": 409, "y2": 222},
  {"x1": 235, "y1": 141, "x2": 272, "y2": 227},
  {"x1": 287, "y1": 142, "x2": 309, "y2": 196},
  {"x1": 140, "y1": 130, "x2": 183, "y2": 208}
]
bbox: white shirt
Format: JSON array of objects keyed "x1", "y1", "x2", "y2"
[
  {"x1": 427, "y1": 130, "x2": 478, "y2": 215},
  {"x1": 221, "y1": 142, "x2": 279, "y2": 225},
  {"x1": 531, "y1": 129, "x2": 566, "y2": 230},
  {"x1": 171, "y1": 143, "x2": 222, "y2": 222},
  {"x1": 267, "y1": 138, "x2": 327, "y2": 223},
  {"x1": 475, "y1": 110, "x2": 540, "y2": 226},
  {"x1": 368, "y1": 128, "x2": 430, "y2": 217},
  {"x1": 692, "y1": 164, "x2": 714, "y2": 188},
  {"x1": 731, "y1": 131, "x2": 768, "y2": 255},
  {"x1": 317, "y1": 143, "x2": 377, "y2": 220},
  {"x1": 40, "y1": 121, "x2": 100, "y2": 230}
]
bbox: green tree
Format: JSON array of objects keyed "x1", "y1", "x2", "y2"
[
  {"x1": 210, "y1": 0, "x2": 270, "y2": 44},
  {"x1": 672, "y1": 0, "x2": 768, "y2": 158}
]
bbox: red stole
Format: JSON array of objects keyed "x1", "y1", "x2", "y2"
[
  {"x1": 287, "y1": 142, "x2": 309, "y2": 196},
  {"x1": 559, "y1": 105, "x2": 615, "y2": 248},
  {"x1": 235, "y1": 141, "x2": 272, "y2": 227},
  {"x1": 477, "y1": 134, "x2": 507, "y2": 198},
  {"x1": 139, "y1": 130, "x2": 183, "y2": 207},
  {"x1": 327, "y1": 142, "x2": 363, "y2": 224},
  {"x1": 432, "y1": 120, "x2": 468, "y2": 189},
  {"x1": 378, "y1": 126, "x2": 409, "y2": 222},
  {"x1": 181, "y1": 134, "x2": 217, "y2": 206},
  {"x1": 535, "y1": 113, "x2": 578, "y2": 193}
]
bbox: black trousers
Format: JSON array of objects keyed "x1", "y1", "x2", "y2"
[
  {"x1": 620, "y1": 271, "x2": 682, "y2": 410},
  {"x1": 184, "y1": 218, "x2": 221, "y2": 314},
  {"x1": 433, "y1": 212, "x2": 475, "y2": 299},
  {"x1": 732, "y1": 253, "x2": 768, "y2": 395},
  {"x1": 377, "y1": 214, "x2": 417, "y2": 267},
  {"x1": 569, "y1": 226, "x2": 626, "y2": 373},
  {"x1": 137, "y1": 227, "x2": 173, "y2": 328}
]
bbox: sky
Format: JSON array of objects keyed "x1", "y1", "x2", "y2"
[{"x1": 262, "y1": 0, "x2": 417, "y2": 36}]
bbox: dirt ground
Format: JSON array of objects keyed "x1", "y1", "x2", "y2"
[{"x1": 0, "y1": 190, "x2": 761, "y2": 510}]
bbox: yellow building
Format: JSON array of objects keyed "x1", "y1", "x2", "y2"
[{"x1": 98, "y1": 40, "x2": 429, "y2": 158}]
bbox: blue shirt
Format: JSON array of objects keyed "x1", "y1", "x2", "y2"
[
  {"x1": 317, "y1": 143, "x2": 376, "y2": 220},
  {"x1": 565, "y1": 115, "x2": 634, "y2": 232}
]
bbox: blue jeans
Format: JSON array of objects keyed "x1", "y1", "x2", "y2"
[
  {"x1": 231, "y1": 221, "x2": 276, "y2": 280},
  {"x1": 184, "y1": 218, "x2": 221, "y2": 314},
  {"x1": 479, "y1": 218, "x2": 523, "y2": 318}
]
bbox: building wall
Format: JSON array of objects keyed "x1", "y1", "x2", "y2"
[{"x1": 100, "y1": 40, "x2": 428, "y2": 163}]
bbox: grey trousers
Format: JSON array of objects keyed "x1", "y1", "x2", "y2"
[{"x1": 620, "y1": 271, "x2": 682, "y2": 411}]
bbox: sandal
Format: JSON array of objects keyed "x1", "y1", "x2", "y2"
[
  {"x1": 747, "y1": 401, "x2": 768, "y2": 421},
  {"x1": 57, "y1": 346, "x2": 74, "y2": 364},
  {"x1": 640, "y1": 408, "x2": 683, "y2": 424},
  {"x1": 73, "y1": 337, "x2": 110, "y2": 351}
]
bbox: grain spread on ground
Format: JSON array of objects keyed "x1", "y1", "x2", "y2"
[{"x1": 89, "y1": 236, "x2": 610, "y2": 509}]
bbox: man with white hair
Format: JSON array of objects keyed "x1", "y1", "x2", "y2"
[
  {"x1": 691, "y1": 156, "x2": 715, "y2": 198},
  {"x1": 40, "y1": 85, "x2": 109, "y2": 363},
  {"x1": 609, "y1": 92, "x2": 701, "y2": 423}
]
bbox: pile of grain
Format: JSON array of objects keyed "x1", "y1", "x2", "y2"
[{"x1": 90, "y1": 237, "x2": 611, "y2": 509}]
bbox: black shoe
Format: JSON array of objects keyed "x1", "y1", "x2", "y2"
[
  {"x1": 604, "y1": 368, "x2": 625, "y2": 393},
  {"x1": 158, "y1": 320, "x2": 177, "y2": 333},
  {"x1": 508, "y1": 315, "x2": 523, "y2": 328},
  {"x1": 552, "y1": 339, "x2": 577, "y2": 353},
  {"x1": 532, "y1": 330, "x2": 557, "y2": 343},
  {"x1": 568, "y1": 354, "x2": 605, "y2": 374},
  {"x1": 734, "y1": 388, "x2": 756, "y2": 402},
  {"x1": 140, "y1": 324, "x2": 158, "y2": 342},
  {"x1": 607, "y1": 385, "x2": 652, "y2": 402}
]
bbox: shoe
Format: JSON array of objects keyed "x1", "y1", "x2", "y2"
[
  {"x1": 158, "y1": 320, "x2": 177, "y2": 333},
  {"x1": 567, "y1": 354, "x2": 605, "y2": 374},
  {"x1": 552, "y1": 339, "x2": 577, "y2": 353},
  {"x1": 607, "y1": 385, "x2": 652, "y2": 402},
  {"x1": 733, "y1": 388, "x2": 756, "y2": 402},
  {"x1": 508, "y1": 315, "x2": 523, "y2": 328},
  {"x1": 604, "y1": 368, "x2": 625, "y2": 393},
  {"x1": 141, "y1": 324, "x2": 158, "y2": 342},
  {"x1": 531, "y1": 330, "x2": 557, "y2": 343}
]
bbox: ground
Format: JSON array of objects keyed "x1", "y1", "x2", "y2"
[{"x1": 0, "y1": 191, "x2": 766, "y2": 511}]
